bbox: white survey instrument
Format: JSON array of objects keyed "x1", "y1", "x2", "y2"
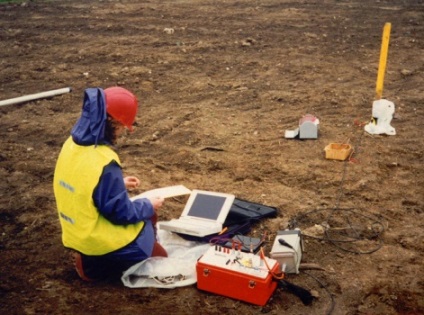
[{"x1": 364, "y1": 99, "x2": 396, "y2": 136}]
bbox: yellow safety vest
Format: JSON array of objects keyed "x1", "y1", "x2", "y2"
[{"x1": 53, "y1": 137, "x2": 145, "y2": 255}]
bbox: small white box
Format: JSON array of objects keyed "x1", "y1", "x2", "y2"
[{"x1": 270, "y1": 230, "x2": 302, "y2": 274}]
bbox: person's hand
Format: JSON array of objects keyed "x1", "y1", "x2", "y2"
[
  {"x1": 148, "y1": 196, "x2": 165, "y2": 211},
  {"x1": 124, "y1": 176, "x2": 140, "y2": 190}
]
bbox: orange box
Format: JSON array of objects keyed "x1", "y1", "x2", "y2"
[
  {"x1": 196, "y1": 246, "x2": 280, "y2": 306},
  {"x1": 324, "y1": 143, "x2": 353, "y2": 161}
]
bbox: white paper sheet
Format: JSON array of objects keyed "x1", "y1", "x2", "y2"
[{"x1": 130, "y1": 185, "x2": 191, "y2": 201}]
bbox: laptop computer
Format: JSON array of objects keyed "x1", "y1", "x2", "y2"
[{"x1": 158, "y1": 189, "x2": 235, "y2": 237}]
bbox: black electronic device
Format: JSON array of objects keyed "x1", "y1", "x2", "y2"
[
  {"x1": 223, "y1": 235, "x2": 264, "y2": 253},
  {"x1": 224, "y1": 198, "x2": 278, "y2": 226}
]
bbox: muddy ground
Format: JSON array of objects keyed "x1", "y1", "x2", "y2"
[{"x1": 0, "y1": 0, "x2": 423, "y2": 314}]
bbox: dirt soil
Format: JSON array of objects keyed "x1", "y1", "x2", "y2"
[{"x1": 0, "y1": 0, "x2": 423, "y2": 314}]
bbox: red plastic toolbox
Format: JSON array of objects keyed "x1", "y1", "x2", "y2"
[{"x1": 196, "y1": 245, "x2": 280, "y2": 306}]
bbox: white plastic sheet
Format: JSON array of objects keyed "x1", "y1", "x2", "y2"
[{"x1": 121, "y1": 228, "x2": 210, "y2": 289}]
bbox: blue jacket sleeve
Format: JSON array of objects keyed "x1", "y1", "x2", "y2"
[{"x1": 93, "y1": 161, "x2": 155, "y2": 225}]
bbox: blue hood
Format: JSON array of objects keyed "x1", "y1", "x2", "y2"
[{"x1": 71, "y1": 88, "x2": 109, "y2": 146}]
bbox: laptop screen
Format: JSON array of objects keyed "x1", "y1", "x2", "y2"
[{"x1": 186, "y1": 193, "x2": 226, "y2": 220}]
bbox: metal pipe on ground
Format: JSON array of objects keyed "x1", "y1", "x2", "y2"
[{"x1": 0, "y1": 87, "x2": 72, "y2": 107}]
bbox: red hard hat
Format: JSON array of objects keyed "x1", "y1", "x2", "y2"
[{"x1": 104, "y1": 87, "x2": 138, "y2": 131}]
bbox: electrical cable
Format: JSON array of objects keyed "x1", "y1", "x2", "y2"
[
  {"x1": 286, "y1": 126, "x2": 387, "y2": 314},
  {"x1": 260, "y1": 247, "x2": 285, "y2": 280},
  {"x1": 289, "y1": 128, "x2": 386, "y2": 255},
  {"x1": 304, "y1": 271, "x2": 335, "y2": 315},
  {"x1": 291, "y1": 207, "x2": 385, "y2": 254}
]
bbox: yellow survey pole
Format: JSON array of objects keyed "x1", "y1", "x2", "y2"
[{"x1": 375, "y1": 23, "x2": 391, "y2": 100}]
